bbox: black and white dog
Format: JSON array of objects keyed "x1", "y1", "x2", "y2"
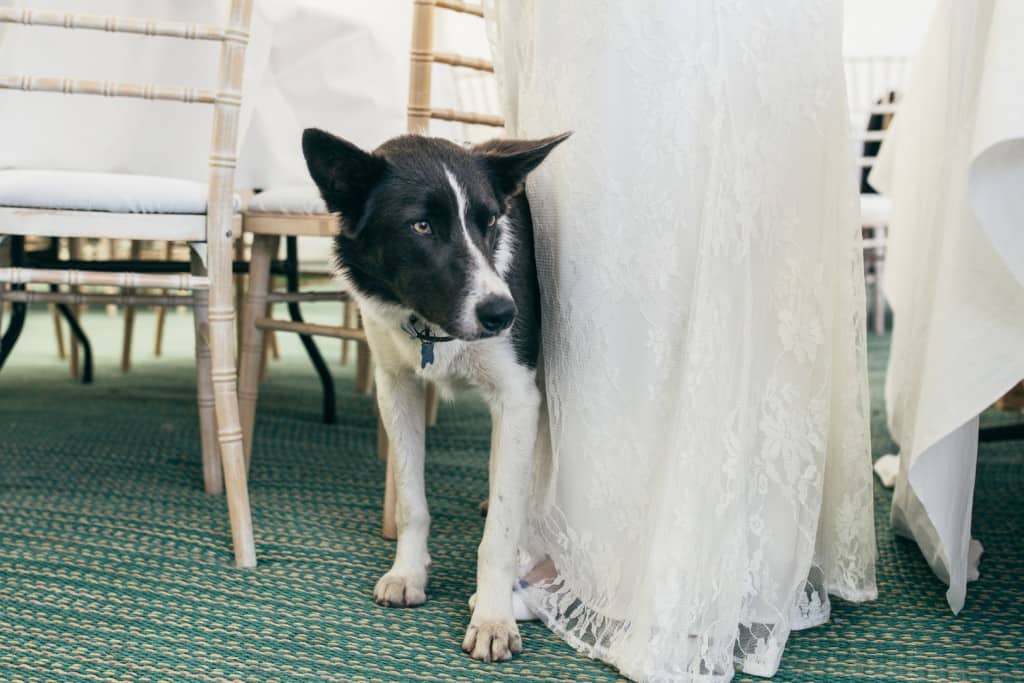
[{"x1": 302, "y1": 128, "x2": 569, "y2": 661}]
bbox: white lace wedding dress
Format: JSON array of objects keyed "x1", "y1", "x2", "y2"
[{"x1": 485, "y1": 1, "x2": 878, "y2": 680}]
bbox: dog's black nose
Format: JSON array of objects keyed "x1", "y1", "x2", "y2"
[{"x1": 476, "y1": 296, "x2": 516, "y2": 334}]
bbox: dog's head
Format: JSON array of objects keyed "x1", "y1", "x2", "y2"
[{"x1": 302, "y1": 128, "x2": 569, "y2": 341}]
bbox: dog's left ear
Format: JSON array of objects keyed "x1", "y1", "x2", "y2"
[
  {"x1": 302, "y1": 128, "x2": 387, "y2": 238},
  {"x1": 474, "y1": 131, "x2": 572, "y2": 198}
]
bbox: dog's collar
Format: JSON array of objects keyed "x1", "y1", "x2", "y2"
[{"x1": 401, "y1": 316, "x2": 454, "y2": 369}]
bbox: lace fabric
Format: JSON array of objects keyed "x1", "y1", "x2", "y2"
[{"x1": 485, "y1": 1, "x2": 877, "y2": 679}]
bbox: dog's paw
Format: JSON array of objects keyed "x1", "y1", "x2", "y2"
[
  {"x1": 462, "y1": 619, "x2": 522, "y2": 662},
  {"x1": 373, "y1": 571, "x2": 427, "y2": 607}
]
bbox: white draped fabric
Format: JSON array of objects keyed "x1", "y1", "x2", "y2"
[
  {"x1": 0, "y1": 0, "x2": 410, "y2": 187},
  {"x1": 486, "y1": 1, "x2": 877, "y2": 680},
  {"x1": 870, "y1": 0, "x2": 1024, "y2": 613}
]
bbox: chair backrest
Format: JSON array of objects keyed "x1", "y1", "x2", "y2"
[
  {"x1": 450, "y1": 57, "x2": 503, "y2": 142},
  {"x1": 407, "y1": 0, "x2": 504, "y2": 140},
  {"x1": 844, "y1": 56, "x2": 911, "y2": 181},
  {"x1": 0, "y1": 3, "x2": 253, "y2": 230}
]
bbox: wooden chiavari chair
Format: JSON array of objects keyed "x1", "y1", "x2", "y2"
[{"x1": 0, "y1": 3, "x2": 258, "y2": 567}]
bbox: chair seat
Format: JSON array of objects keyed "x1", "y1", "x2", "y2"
[
  {"x1": 247, "y1": 186, "x2": 327, "y2": 215},
  {"x1": 0, "y1": 169, "x2": 240, "y2": 215},
  {"x1": 244, "y1": 186, "x2": 337, "y2": 238},
  {"x1": 860, "y1": 193, "x2": 892, "y2": 226}
]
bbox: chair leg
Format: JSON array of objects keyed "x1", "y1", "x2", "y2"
[
  {"x1": 268, "y1": 330, "x2": 280, "y2": 359},
  {"x1": 51, "y1": 304, "x2": 66, "y2": 360},
  {"x1": 0, "y1": 240, "x2": 6, "y2": 334},
  {"x1": 154, "y1": 305, "x2": 168, "y2": 356},
  {"x1": 341, "y1": 301, "x2": 352, "y2": 366},
  {"x1": 154, "y1": 241, "x2": 173, "y2": 357},
  {"x1": 354, "y1": 309, "x2": 374, "y2": 395},
  {"x1": 191, "y1": 252, "x2": 222, "y2": 496},
  {"x1": 121, "y1": 240, "x2": 142, "y2": 372},
  {"x1": 292, "y1": 316, "x2": 337, "y2": 424},
  {"x1": 260, "y1": 301, "x2": 272, "y2": 383},
  {"x1": 355, "y1": 342, "x2": 373, "y2": 395},
  {"x1": 284, "y1": 237, "x2": 336, "y2": 424},
  {"x1": 0, "y1": 299, "x2": 26, "y2": 373},
  {"x1": 0, "y1": 238, "x2": 6, "y2": 328},
  {"x1": 235, "y1": 237, "x2": 245, "y2": 354},
  {"x1": 41, "y1": 238, "x2": 67, "y2": 360},
  {"x1": 103, "y1": 239, "x2": 119, "y2": 317},
  {"x1": 203, "y1": 231, "x2": 257, "y2": 568},
  {"x1": 69, "y1": 238, "x2": 82, "y2": 379},
  {"x1": 425, "y1": 383, "x2": 440, "y2": 427},
  {"x1": 239, "y1": 234, "x2": 279, "y2": 467},
  {"x1": 70, "y1": 336, "x2": 80, "y2": 378},
  {"x1": 0, "y1": 237, "x2": 28, "y2": 374},
  {"x1": 377, "y1": 408, "x2": 389, "y2": 462},
  {"x1": 55, "y1": 302, "x2": 93, "y2": 383}
]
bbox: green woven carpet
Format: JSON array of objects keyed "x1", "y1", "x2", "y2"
[{"x1": 1, "y1": 304, "x2": 1022, "y2": 682}]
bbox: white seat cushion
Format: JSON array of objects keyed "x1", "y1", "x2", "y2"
[
  {"x1": 859, "y1": 193, "x2": 892, "y2": 226},
  {"x1": 0, "y1": 170, "x2": 240, "y2": 215},
  {"x1": 247, "y1": 186, "x2": 328, "y2": 215}
]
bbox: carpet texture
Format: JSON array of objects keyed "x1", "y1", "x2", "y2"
[{"x1": 1, "y1": 305, "x2": 1022, "y2": 682}]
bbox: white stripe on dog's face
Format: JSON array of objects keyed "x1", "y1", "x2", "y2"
[
  {"x1": 493, "y1": 216, "x2": 515, "y2": 277},
  {"x1": 444, "y1": 166, "x2": 512, "y2": 335}
]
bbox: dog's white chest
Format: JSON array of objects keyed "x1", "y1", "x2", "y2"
[
  {"x1": 364, "y1": 317, "x2": 474, "y2": 391},
  {"x1": 359, "y1": 307, "x2": 531, "y2": 402}
]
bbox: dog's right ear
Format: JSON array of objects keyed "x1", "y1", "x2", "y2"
[
  {"x1": 473, "y1": 131, "x2": 571, "y2": 199},
  {"x1": 302, "y1": 128, "x2": 387, "y2": 238}
]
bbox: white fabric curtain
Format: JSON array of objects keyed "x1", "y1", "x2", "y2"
[
  {"x1": 870, "y1": 0, "x2": 1024, "y2": 613},
  {"x1": 485, "y1": 2, "x2": 877, "y2": 680},
  {"x1": 0, "y1": 0, "x2": 411, "y2": 188}
]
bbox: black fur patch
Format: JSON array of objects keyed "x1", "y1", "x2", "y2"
[{"x1": 500, "y1": 195, "x2": 542, "y2": 368}]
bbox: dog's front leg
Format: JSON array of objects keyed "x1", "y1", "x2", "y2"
[
  {"x1": 463, "y1": 376, "x2": 540, "y2": 661},
  {"x1": 374, "y1": 368, "x2": 430, "y2": 607}
]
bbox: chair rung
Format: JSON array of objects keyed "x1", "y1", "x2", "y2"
[
  {"x1": 0, "y1": 8, "x2": 243, "y2": 43},
  {"x1": 0, "y1": 290, "x2": 194, "y2": 307},
  {"x1": 429, "y1": 108, "x2": 504, "y2": 127},
  {"x1": 436, "y1": 0, "x2": 484, "y2": 17},
  {"x1": 0, "y1": 267, "x2": 209, "y2": 289},
  {"x1": 266, "y1": 291, "x2": 350, "y2": 304},
  {"x1": 254, "y1": 318, "x2": 367, "y2": 342},
  {"x1": 432, "y1": 51, "x2": 494, "y2": 72},
  {"x1": 0, "y1": 74, "x2": 221, "y2": 105}
]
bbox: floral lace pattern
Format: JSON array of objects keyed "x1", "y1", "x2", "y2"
[{"x1": 487, "y1": 1, "x2": 877, "y2": 680}]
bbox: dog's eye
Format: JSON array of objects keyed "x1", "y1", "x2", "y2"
[
  {"x1": 411, "y1": 220, "x2": 432, "y2": 236},
  {"x1": 487, "y1": 214, "x2": 498, "y2": 228}
]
